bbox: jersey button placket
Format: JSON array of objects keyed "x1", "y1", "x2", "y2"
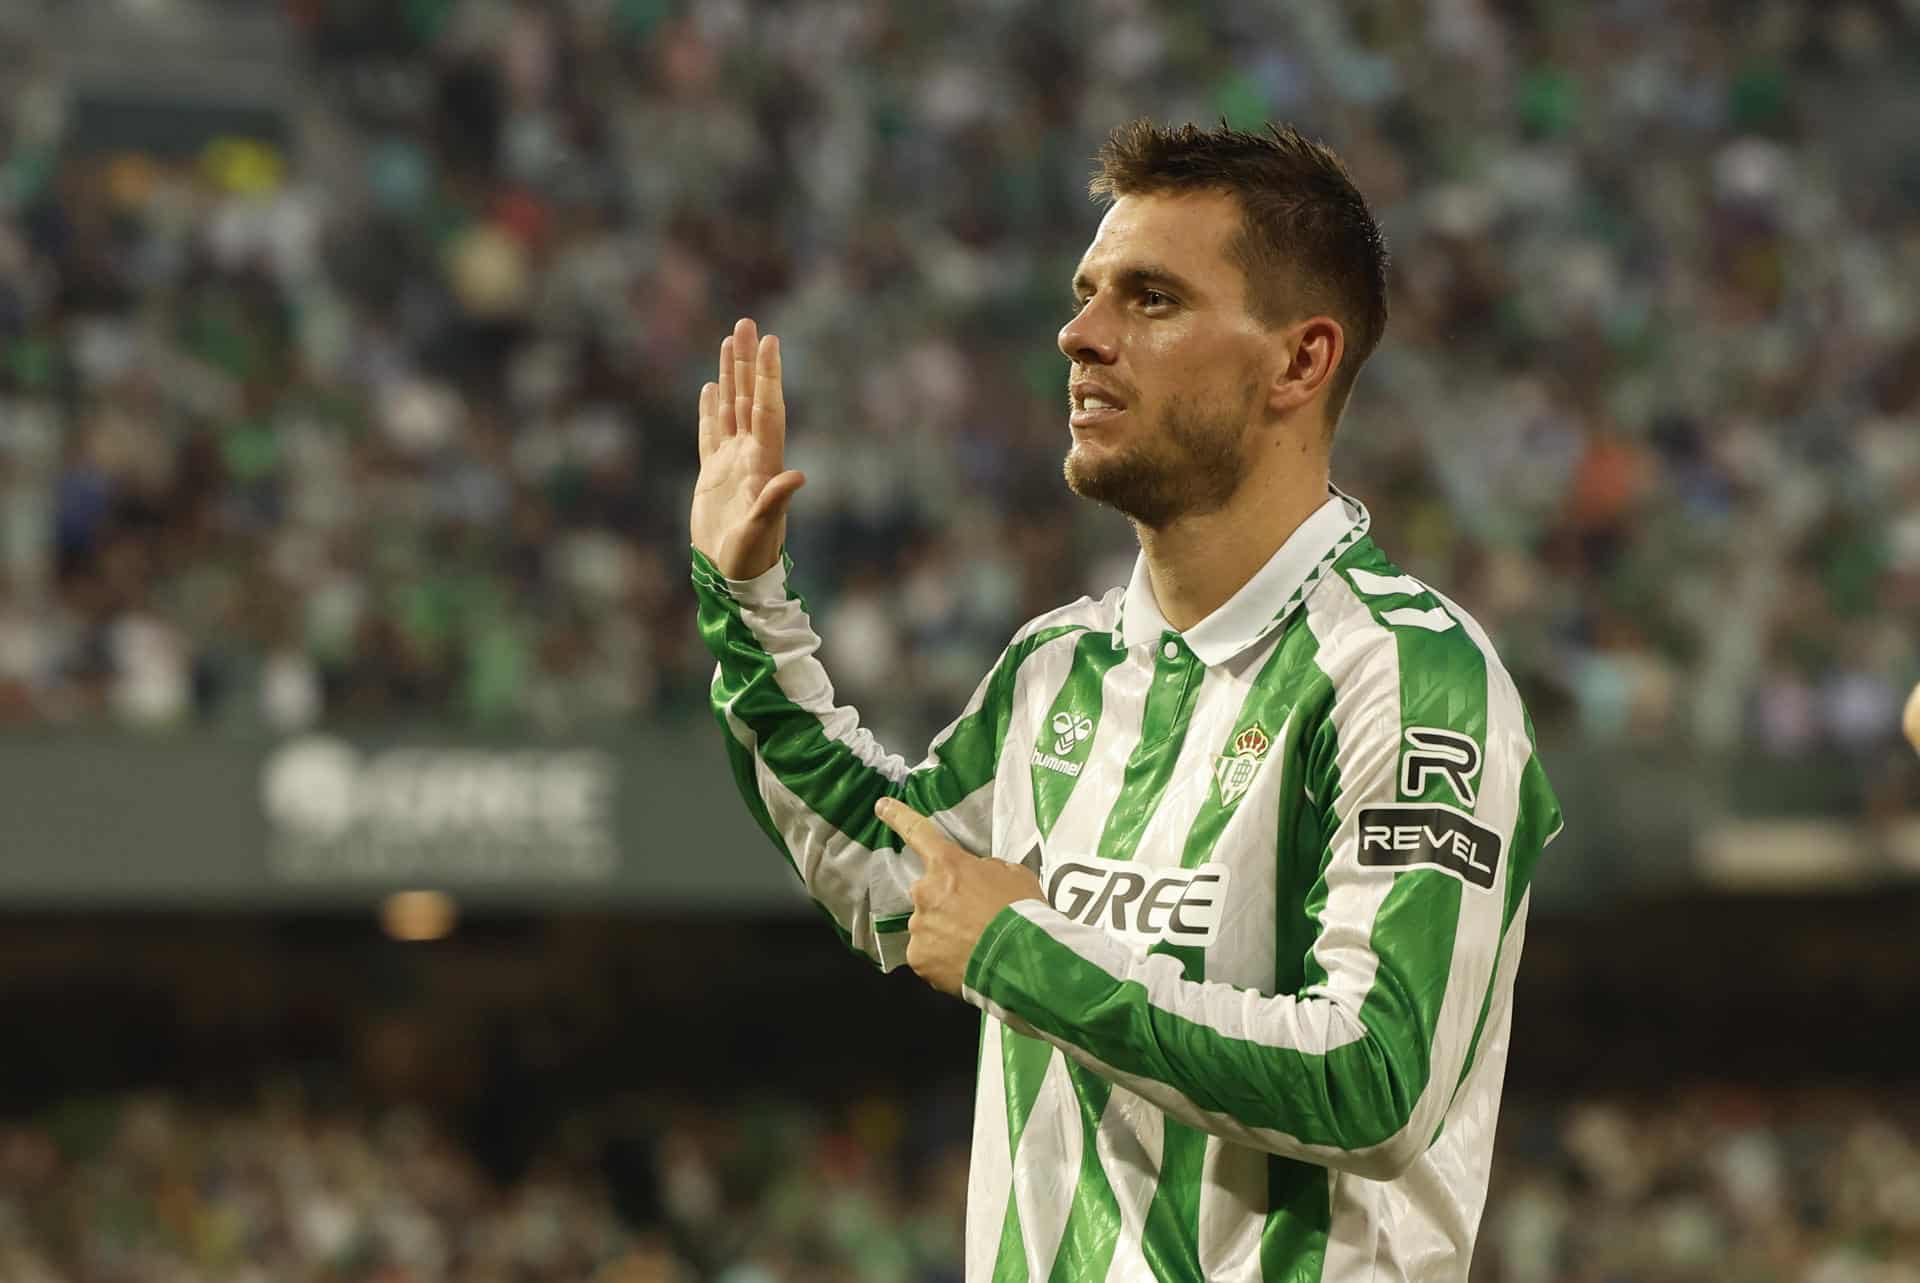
[{"x1": 1139, "y1": 634, "x2": 1200, "y2": 748}]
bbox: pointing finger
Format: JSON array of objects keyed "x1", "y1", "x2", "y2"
[{"x1": 875, "y1": 797, "x2": 949, "y2": 859}]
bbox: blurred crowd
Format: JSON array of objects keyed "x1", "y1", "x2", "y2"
[
  {"x1": 1, "y1": 1080, "x2": 1916, "y2": 1283},
  {"x1": 0, "y1": 1080, "x2": 971, "y2": 1283},
  {"x1": 0, "y1": 0, "x2": 1916, "y2": 753},
  {"x1": 1484, "y1": 1087, "x2": 1920, "y2": 1283}
]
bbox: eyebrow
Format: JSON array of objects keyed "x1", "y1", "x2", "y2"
[{"x1": 1070, "y1": 265, "x2": 1201, "y2": 301}]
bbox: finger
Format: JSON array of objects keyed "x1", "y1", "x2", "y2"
[
  {"x1": 751, "y1": 334, "x2": 785, "y2": 453},
  {"x1": 875, "y1": 797, "x2": 950, "y2": 860},
  {"x1": 733, "y1": 317, "x2": 758, "y2": 415},
  {"x1": 744, "y1": 469, "x2": 805, "y2": 526},
  {"x1": 716, "y1": 336, "x2": 737, "y2": 437},
  {"x1": 697, "y1": 381, "x2": 719, "y2": 460}
]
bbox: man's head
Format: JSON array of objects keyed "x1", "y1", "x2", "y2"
[{"x1": 1058, "y1": 119, "x2": 1388, "y2": 528}]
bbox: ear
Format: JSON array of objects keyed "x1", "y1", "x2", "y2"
[{"x1": 1266, "y1": 316, "x2": 1345, "y2": 420}]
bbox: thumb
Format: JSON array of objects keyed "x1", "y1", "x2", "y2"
[{"x1": 747, "y1": 470, "x2": 806, "y2": 525}]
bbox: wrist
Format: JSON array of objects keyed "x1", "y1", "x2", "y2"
[
  {"x1": 962, "y1": 903, "x2": 1029, "y2": 999},
  {"x1": 691, "y1": 546, "x2": 792, "y2": 605}
]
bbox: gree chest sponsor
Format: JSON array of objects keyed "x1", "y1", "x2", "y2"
[{"x1": 1043, "y1": 852, "x2": 1230, "y2": 948}]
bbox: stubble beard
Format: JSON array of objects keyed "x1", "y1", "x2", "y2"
[{"x1": 1062, "y1": 381, "x2": 1259, "y2": 529}]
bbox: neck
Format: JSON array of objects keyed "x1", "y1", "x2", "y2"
[{"x1": 1136, "y1": 439, "x2": 1330, "y2": 632}]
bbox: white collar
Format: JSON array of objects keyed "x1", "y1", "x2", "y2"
[{"x1": 1116, "y1": 486, "x2": 1371, "y2": 666}]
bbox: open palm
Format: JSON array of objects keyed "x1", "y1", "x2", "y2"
[{"x1": 690, "y1": 317, "x2": 807, "y2": 581}]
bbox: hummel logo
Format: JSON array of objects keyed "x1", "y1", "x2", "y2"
[
  {"x1": 1033, "y1": 752, "x2": 1083, "y2": 778},
  {"x1": 1035, "y1": 709, "x2": 1095, "y2": 778},
  {"x1": 1051, "y1": 710, "x2": 1094, "y2": 757}
]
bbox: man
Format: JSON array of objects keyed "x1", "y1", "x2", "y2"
[{"x1": 689, "y1": 120, "x2": 1562, "y2": 1283}]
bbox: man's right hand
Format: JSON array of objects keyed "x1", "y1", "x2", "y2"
[{"x1": 690, "y1": 317, "x2": 807, "y2": 581}]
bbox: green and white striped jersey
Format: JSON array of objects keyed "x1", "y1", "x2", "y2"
[{"x1": 692, "y1": 487, "x2": 1562, "y2": 1283}]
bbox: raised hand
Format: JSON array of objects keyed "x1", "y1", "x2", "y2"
[{"x1": 691, "y1": 317, "x2": 807, "y2": 581}]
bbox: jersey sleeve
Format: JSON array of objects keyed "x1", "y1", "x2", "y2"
[
  {"x1": 957, "y1": 616, "x2": 1562, "y2": 1179},
  {"x1": 693, "y1": 547, "x2": 1042, "y2": 970}
]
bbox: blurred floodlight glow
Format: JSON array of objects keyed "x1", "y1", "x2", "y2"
[{"x1": 380, "y1": 891, "x2": 458, "y2": 942}]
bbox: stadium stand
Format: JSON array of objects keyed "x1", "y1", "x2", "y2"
[{"x1": 0, "y1": 0, "x2": 1912, "y2": 752}]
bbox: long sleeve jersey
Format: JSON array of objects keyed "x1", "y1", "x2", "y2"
[{"x1": 692, "y1": 488, "x2": 1563, "y2": 1283}]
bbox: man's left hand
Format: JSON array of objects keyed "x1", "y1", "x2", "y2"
[{"x1": 876, "y1": 797, "x2": 1045, "y2": 996}]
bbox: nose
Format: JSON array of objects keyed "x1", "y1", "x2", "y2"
[{"x1": 1057, "y1": 301, "x2": 1118, "y2": 366}]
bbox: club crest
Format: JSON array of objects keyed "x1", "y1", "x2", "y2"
[{"x1": 1214, "y1": 722, "x2": 1273, "y2": 807}]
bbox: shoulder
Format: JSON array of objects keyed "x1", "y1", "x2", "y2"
[
  {"x1": 1006, "y1": 586, "x2": 1123, "y2": 656},
  {"x1": 1303, "y1": 538, "x2": 1526, "y2": 738},
  {"x1": 1311, "y1": 539, "x2": 1502, "y2": 666}
]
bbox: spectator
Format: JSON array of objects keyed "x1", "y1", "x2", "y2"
[{"x1": 0, "y1": 0, "x2": 1911, "y2": 759}]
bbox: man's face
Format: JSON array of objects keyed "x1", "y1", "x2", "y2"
[{"x1": 1057, "y1": 190, "x2": 1274, "y2": 528}]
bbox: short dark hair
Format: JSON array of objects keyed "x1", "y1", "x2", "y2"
[{"x1": 1089, "y1": 119, "x2": 1389, "y2": 429}]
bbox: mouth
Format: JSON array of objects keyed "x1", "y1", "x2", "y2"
[
  {"x1": 1069, "y1": 405, "x2": 1127, "y2": 429},
  {"x1": 1069, "y1": 387, "x2": 1129, "y2": 429}
]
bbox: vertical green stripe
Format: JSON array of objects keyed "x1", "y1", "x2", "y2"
[
  {"x1": 992, "y1": 1189, "x2": 1031, "y2": 1283},
  {"x1": 1092, "y1": 641, "x2": 1202, "y2": 863},
  {"x1": 1259, "y1": 1157, "x2": 1331, "y2": 1283},
  {"x1": 1139, "y1": 1120, "x2": 1207, "y2": 1283},
  {"x1": 1045, "y1": 1064, "x2": 1118, "y2": 1283},
  {"x1": 991, "y1": 1028, "x2": 1059, "y2": 1283},
  {"x1": 1002, "y1": 1031, "x2": 1054, "y2": 1182},
  {"x1": 1031, "y1": 635, "x2": 1130, "y2": 838}
]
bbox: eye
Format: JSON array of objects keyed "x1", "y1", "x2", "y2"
[{"x1": 1141, "y1": 289, "x2": 1172, "y2": 309}]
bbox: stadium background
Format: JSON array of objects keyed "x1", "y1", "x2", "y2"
[{"x1": 1, "y1": 0, "x2": 1918, "y2": 1279}]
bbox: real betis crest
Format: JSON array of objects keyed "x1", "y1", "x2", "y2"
[{"x1": 1214, "y1": 722, "x2": 1273, "y2": 807}]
